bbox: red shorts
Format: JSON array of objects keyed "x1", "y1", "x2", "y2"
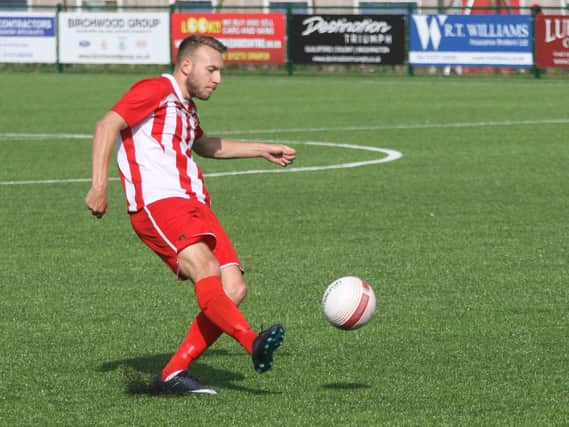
[{"x1": 129, "y1": 197, "x2": 242, "y2": 279}]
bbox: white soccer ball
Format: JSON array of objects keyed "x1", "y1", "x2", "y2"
[{"x1": 322, "y1": 276, "x2": 376, "y2": 330}]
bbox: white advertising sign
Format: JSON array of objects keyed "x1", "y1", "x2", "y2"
[
  {"x1": 0, "y1": 12, "x2": 57, "y2": 63},
  {"x1": 58, "y1": 12, "x2": 170, "y2": 64}
]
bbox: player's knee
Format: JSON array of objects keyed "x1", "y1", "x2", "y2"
[
  {"x1": 225, "y1": 279, "x2": 248, "y2": 305},
  {"x1": 232, "y1": 282, "x2": 248, "y2": 305}
]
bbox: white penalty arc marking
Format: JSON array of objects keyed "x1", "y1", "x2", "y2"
[
  {"x1": 0, "y1": 141, "x2": 402, "y2": 186},
  {"x1": 207, "y1": 141, "x2": 402, "y2": 177}
]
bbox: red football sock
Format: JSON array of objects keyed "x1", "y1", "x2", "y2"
[
  {"x1": 161, "y1": 312, "x2": 222, "y2": 381},
  {"x1": 194, "y1": 275, "x2": 257, "y2": 354}
]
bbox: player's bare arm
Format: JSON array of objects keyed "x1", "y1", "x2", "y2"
[
  {"x1": 85, "y1": 111, "x2": 128, "y2": 218},
  {"x1": 193, "y1": 134, "x2": 296, "y2": 167}
]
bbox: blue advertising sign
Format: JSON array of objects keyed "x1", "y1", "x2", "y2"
[
  {"x1": 0, "y1": 13, "x2": 57, "y2": 63},
  {"x1": 409, "y1": 14, "x2": 532, "y2": 67},
  {"x1": 0, "y1": 16, "x2": 55, "y2": 37}
]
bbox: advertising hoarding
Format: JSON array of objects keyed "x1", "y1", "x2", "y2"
[
  {"x1": 288, "y1": 14, "x2": 406, "y2": 65},
  {"x1": 409, "y1": 14, "x2": 532, "y2": 68},
  {"x1": 0, "y1": 12, "x2": 56, "y2": 63},
  {"x1": 535, "y1": 15, "x2": 569, "y2": 68},
  {"x1": 171, "y1": 13, "x2": 286, "y2": 64},
  {"x1": 58, "y1": 12, "x2": 170, "y2": 64}
]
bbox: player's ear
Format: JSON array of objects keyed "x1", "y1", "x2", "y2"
[{"x1": 179, "y1": 57, "x2": 193, "y2": 76}]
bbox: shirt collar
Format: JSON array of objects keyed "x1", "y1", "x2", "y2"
[{"x1": 162, "y1": 73, "x2": 190, "y2": 108}]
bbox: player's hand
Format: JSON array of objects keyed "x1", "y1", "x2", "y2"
[
  {"x1": 85, "y1": 187, "x2": 107, "y2": 219},
  {"x1": 263, "y1": 144, "x2": 296, "y2": 167}
]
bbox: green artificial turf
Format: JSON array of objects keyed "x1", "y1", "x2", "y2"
[{"x1": 1, "y1": 72, "x2": 568, "y2": 426}]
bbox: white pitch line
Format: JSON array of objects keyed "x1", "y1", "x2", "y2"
[
  {"x1": 0, "y1": 132, "x2": 92, "y2": 140},
  {"x1": 0, "y1": 177, "x2": 109, "y2": 185},
  {"x1": 213, "y1": 118, "x2": 569, "y2": 135},
  {"x1": 0, "y1": 141, "x2": 402, "y2": 186},
  {"x1": 1, "y1": 118, "x2": 568, "y2": 141}
]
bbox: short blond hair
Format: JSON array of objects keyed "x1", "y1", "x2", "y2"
[{"x1": 176, "y1": 35, "x2": 227, "y2": 65}]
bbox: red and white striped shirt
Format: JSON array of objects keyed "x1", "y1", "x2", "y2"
[{"x1": 112, "y1": 74, "x2": 209, "y2": 212}]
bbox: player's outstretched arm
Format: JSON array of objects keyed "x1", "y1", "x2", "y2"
[
  {"x1": 193, "y1": 135, "x2": 296, "y2": 167},
  {"x1": 85, "y1": 111, "x2": 127, "y2": 218}
]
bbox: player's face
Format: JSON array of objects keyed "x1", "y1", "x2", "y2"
[{"x1": 186, "y1": 45, "x2": 224, "y2": 100}]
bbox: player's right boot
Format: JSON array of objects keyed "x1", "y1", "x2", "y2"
[
  {"x1": 252, "y1": 324, "x2": 285, "y2": 373},
  {"x1": 157, "y1": 371, "x2": 217, "y2": 395}
]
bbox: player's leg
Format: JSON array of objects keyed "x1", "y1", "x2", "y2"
[
  {"x1": 155, "y1": 246, "x2": 255, "y2": 394},
  {"x1": 210, "y1": 220, "x2": 285, "y2": 373},
  {"x1": 220, "y1": 265, "x2": 248, "y2": 304},
  {"x1": 177, "y1": 242, "x2": 259, "y2": 353},
  {"x1": 160, "y1": 266, "x2": 247, "y2": 381},
  {"x1": 178, "y1": 246, "x2": 284, "y2": 373},
  {"x1": 131, "y1": 199, "x2": 283, "y2": 382},
  {"x1": 160, "y1": 209, "x2": 250, "y2": 382}
]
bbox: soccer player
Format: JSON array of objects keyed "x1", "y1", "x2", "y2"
[{"x1": 84, "y1": 35, "x2": 296, "y2": 395}]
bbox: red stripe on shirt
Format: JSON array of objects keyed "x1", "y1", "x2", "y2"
[
  {"x1": 118, "y1": 168, "x2": 128, "y2": 209},
  {"x1": 121, "y1": 128, "x2": 144, "y2": 210},
  {"x1": 184, "y1": 102, "x2": 208, "y2": 203},
  {"x1": 172, "y1": 112, "x2": 194, "y2": 198},
  {"x1": 196, "y1": 163, "x2": 210, "y2": 205},
  {"x1": 151, "y1": 106, "x2": 167, "y2": 151}
]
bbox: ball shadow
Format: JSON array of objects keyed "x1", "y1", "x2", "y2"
[{"x1": 321, "y1": 382, "x2": 372, "y2": 390}]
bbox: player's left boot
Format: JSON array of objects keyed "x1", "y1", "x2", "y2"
[
  {"x1": 157, "y1": 371, "x2": 217, "y2": 395},
  {"x1": 251, "y1": 324, "x2": 285, "y2": 373}
]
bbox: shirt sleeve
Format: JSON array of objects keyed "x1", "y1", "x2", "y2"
[{"x1": 111, "y1": 78, "x2": 170, "y2": 128}]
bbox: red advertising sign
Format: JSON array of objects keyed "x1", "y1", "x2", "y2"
[
  {"x1": 171, "y1": 13, "x2": 286, "y2": 65},
  {"x1": 535, "y1": 15, "x2": 569, "y2": 68}
]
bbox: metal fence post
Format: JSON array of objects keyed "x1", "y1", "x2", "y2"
[
  {"x1": 169, "y1": 3, "x2": 175, "y2": 73},
  {"x1": 285, "y1": 4, "x2": 294, "y2": 76},
  {"x1": 530, "y1": 5, "x2": 541, "y2": 79},
  {"x1": 407, "y1": 3, "x2": 414, "y2": 76},
  {"x1": 56, "y1": 3, "x2": 63, "y2": 73}
]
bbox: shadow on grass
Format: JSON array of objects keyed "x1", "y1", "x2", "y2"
[
  {"x1": 321, "y1": 382, "x2": 371, "y2": 390},
  {"x1": 98, "y1": 350, "x2": 281, "y2": 396}
]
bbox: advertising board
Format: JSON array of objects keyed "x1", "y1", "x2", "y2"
[
  {"x1": 409, "y1": 14, "x2": 532, "y2": 67},
  {"x1": 0, "y1": 12, "x2": 56, "y2": 63},
  {"x1": 171, "y1": 13, "x2": 286, "y2": 64},
  {"x1": 58, "y1": 12, "x2": 170, "y2": 64},
  {"x1": 535, "y1": 15, "x2": 569, "y2": 68},
  {"x1": 288, "y1": 14, "x2": 405, "y2": 65}
]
